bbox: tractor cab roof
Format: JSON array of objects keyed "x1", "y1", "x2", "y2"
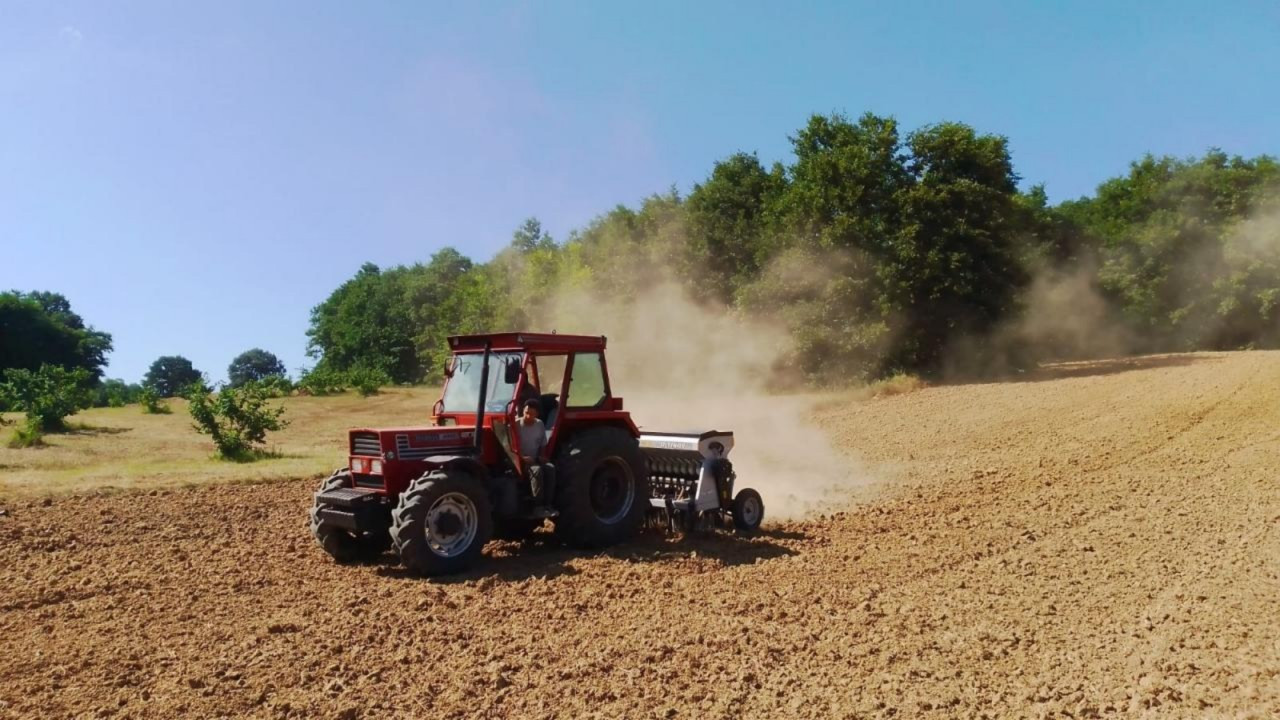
[{"x1": 447, "y1": 332, "x2": 607, "y2": 354}]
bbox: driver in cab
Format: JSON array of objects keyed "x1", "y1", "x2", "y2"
[{"x1": 516, "y1": 398, "x2": 557, "y2": 517}]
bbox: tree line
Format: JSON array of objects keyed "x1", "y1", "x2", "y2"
[
  {"x1": 0, "y1": 289, "x2": 292, "y2": 411},
  {"x1": 306, "y1": 111, "x2": 1280, "y2": 385},
  {"x1": 4, "y1": 110, "x2": 1277, "y2": 414}
]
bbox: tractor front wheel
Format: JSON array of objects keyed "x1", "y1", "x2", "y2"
[
  {"x1": 390, "y1": 469, "x2": 493, "y2": 576},
  {"x1": 310, "y1": 469, "x2": 391, "y2": 562},
  {"x1": 553, "y1": 427, "x2": 649, "y2": 548}
]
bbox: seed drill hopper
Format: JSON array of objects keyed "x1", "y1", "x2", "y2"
[{"x1": 640, "y1": 430, "x2": 762, "y2": 532}]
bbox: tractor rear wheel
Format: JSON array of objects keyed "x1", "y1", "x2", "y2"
[
  {"x1": 731, "y1": 488, "x2": 764, "y2": 533},
  {"x1": 553, "y1": 426, "x2": 648, "y2": 548},
  {"x1": 390, "y1": 468, "x2": 493, "y2": 576},
  {"x1": 310, "y1": 469, "x2": 391, "y2": 562}
]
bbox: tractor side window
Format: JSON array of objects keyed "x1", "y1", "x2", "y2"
[
  {"x1": 534, "y1": 354, "x2": 567, "y2": 396},
  {"x1": 567, "y1": 352, "x2": 607, "y2": 408}
]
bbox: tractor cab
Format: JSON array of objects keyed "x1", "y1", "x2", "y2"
[{"x1": 431, "y1": 333, "x2": 635, "y2": 478}]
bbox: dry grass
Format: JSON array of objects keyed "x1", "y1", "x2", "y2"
[
  {"x1": 0, "y1": 387, "x2": 440, "y2": 499},
  {"x1": 809, "y1": 373, "x2": 929, "y2": 412},
  {"x1": 862, "y1": 372, "x2": 927, "y2": 398}
]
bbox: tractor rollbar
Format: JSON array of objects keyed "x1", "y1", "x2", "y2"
[{"x1": 474, "y1": 340, "x2": 491, "y2": 451}]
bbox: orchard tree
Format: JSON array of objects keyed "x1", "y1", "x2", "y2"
[
  {"x1": 144, "y1": 355, "x2": 202, "y2": 397},
  {"x1": 228, "y1": 348, "x2": 287, "y2": 387},
  {"x1": 0, "y1": 365, "x2": 94, "y2": 436}
]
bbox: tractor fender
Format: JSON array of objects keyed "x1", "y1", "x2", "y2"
[{"x1": 423, "y1": 455, "x2": 489, "y2": 484}]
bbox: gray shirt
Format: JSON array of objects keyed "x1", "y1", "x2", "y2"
[{"x1": 516, "y1": 418, "x2": 546, "y2": 459}]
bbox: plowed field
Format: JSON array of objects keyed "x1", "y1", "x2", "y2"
[{"x1": 2, "y1": 351, "x2": 1278, "y2": 719}]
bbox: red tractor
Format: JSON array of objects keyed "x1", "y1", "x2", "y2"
[{"x1": 310, "y1": 332, "x2": 763, "y2": 575}]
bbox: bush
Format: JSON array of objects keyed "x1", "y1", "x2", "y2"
[
  {"x1": 94, "y1": 378, "x2": 140, "y2": 408},
  {"x1": 7, "y1": 419, "x2": 44, "y2": 448},
  {"x1": 864, "y1": 372, "x2": 927, "y2": 399},
  {"x1": 347, "y1": 366, "x2": 391, "y2": 397},
  {"x1": 253, "y1": 374, "x2": 295, "y2": 398},
  {"x1": 0, "y1": 365, "x2": 93, "y2": 434},
  {"x1": 186, "y1": 381, "x2": 289, "y2": 460},
  {"x1": 296, "y1": 366, "x2": 346, "y2": 396},
  {"x1": 138, "y1": 386, "x2": 171, "y2": 414}
]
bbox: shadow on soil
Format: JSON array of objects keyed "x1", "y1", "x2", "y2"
[
  {"x1": 950, "y1": 353, "x2": 1220, "y2": 387},
  {"x1": 64, "y1": 424, "x2": 133, "y2": 436},
  {"x1": 372, "y1": 526, "x2": 802, "y2": 584}
]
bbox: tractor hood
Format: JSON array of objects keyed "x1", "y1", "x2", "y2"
[{"x1": 348, "y1": 426, "x2": 478, "y2": 461}]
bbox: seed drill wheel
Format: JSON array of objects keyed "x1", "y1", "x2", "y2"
[
  {"x1": 554, "y1": 426, "x2": 649, "y2": 548},
  {"x1": 731, "y1": 488, "x2": 764, "y2": 533},
  {"x1": 391, "y1": 468, "x2": 493, "y2": 576},
  {"x1": 310, "y1": 468, "x2": 391, "y2": 562}
]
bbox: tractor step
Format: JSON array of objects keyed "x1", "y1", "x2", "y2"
[
  {"x1": 315, "y1": 487, "x2": 389, "y2": 534},
  {"x1": 315, "y1": 487, "x2": 382, "y2": 508},
  {"x1": 315, "y1": 506, "x2": 388, "y2": 533}
]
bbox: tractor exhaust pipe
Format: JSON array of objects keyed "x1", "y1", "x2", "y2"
[{"x1": 474, "y1": 341, "x2": 491, "y2": 452}]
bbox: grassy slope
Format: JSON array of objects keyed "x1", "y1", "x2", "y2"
[{"x1": 0, "y1": 387, "x2": 440, "y2": 498}]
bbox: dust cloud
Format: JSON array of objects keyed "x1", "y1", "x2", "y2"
[
  {"x1": 1002, "y1": 258, "x2": 1135, "y2": 363},
  {"x1": 533, "y1": 282, "x2": 875, "y2": 520}
]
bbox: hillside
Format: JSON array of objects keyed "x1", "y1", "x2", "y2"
[{"x1": 1, "y1": 351, "x2": 1277, "y2": 718}]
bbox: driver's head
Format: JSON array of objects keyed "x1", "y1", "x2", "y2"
[{"x1": 521, "y1": 398, "x2": 540, "y2": 423}]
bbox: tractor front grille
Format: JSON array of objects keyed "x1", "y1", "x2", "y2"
[
  {"x1": 351, "y1": 432, "x2": 381, "y2": 457},
  {"x1": 352, "y1": 473, "x2": 384, "y2": 489}
]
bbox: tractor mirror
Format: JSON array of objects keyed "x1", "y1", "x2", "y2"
[
  {"x1": 443, "y1": 357, "x2": 456, "y2": 378},
  {"x1": 503, "y1": 357, "x2": 522, "y2": 384}
]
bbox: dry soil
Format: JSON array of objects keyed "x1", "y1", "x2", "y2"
[{"x1": 1, "y1": 351, "x2": 1277, "y2": 719}]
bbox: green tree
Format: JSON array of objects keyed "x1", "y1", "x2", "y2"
[
  {"x1": 144, "y1": 355, "x2": 203, "y2": 397},
  {"x1": 0, "y1": 365, "x2": 94, "y2": 443},
  {"x1": 777, "y1": 112, "x2": 912, "y2": 253},
  {"x1": 569, "y1": 189, "x2": 686, "y2": 299},
  {"x1": 228, "y1": 348, "x2": 287, "y2": 387},
  {"x1": 94, "y1": 378, "x2": 141, "y2": 408},
  {"x1": 306, "y1": 263, "x2": 421, "y2": 383},
  {"x1": 684, "y1": 153, "x2": 788, "y2": 302},
  {"x1": 187, "y1": 381, "x2": 289, "y2": 460},
  {"x1": 404, "y1": 248, "x2": 486, "y2": 381},
  {"x1": 138, "y1": 385, "x2": 170, "y2": 414},
  {"x1": 511, "y1": 217, "x2": 555, "y2": 253},
  {"x1": 1062, "y1": 151, "x2": 1280, "y2": 350},
  {"x1": 882, "y1": 122, "x2": 1027, "y2": 373},
  {"x1": 0, "y1": 291, "x2": 113, "y2": 381}
]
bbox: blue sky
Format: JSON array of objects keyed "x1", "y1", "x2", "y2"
[{"x1": 2, "y1": 1, "x2": 1277, "y2": 383}]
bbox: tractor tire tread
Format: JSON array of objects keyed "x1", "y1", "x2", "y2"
[
  {"x1": 390, "y1": 469, "x2": 493, "y2": 576},
  {"x1": 552, "y1": 426, "x2": 649, "y2": 549}
]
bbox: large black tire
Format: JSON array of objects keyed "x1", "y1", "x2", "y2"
[
  {"x1": 553, "y1": 426, "x2": 649, "y2": 548},
  {"x1": 390, "y1": 469, "x2": 493, "y2": 576},
  {"x1": 731, "y1": 488, "x2": 764, "y2": 533},
  {"x1": 310, "y1": 469, "x2": 391, "y2": 562}
]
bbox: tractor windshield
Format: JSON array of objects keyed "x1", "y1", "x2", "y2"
[{"x1": 441, "y1": 352, "x2": 523, "y2": 413}]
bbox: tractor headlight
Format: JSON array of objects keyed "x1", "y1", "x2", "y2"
[{"x1": 370, "y1": 459, "x2": 383, "y2": 475}]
